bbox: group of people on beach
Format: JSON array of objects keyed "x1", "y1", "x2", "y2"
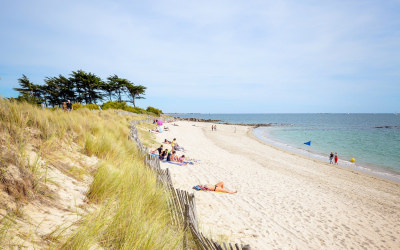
[
  {"x1": 156, "y1": 143, "x2": 186, "y2": 163},
  {"x1": 329, "y1": 152, "x2": 338, "y2": 164},
  {"x1": 151, "y1": 126, "x2": 237, "y2": 194},
  {"x1": 211, "y1": 125, "x2": 217, "y2": 131},
  {"x1": 153, "y1": 138, "x2": 186, "y2": 164}
]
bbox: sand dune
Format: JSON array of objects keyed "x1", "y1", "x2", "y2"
[{"x1": 155, "y1": 121, "x2": 400, "y2": 249}]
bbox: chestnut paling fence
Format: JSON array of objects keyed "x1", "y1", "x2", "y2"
[{"x1": 129, "y1": 120, "x2": 251, "y2": 250}]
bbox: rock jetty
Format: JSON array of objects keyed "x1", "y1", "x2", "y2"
[{"x1": 173, "y1": 117, "x2": 274, "y2": 127}]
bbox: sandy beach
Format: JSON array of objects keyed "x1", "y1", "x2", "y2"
[{"x1": 155, "y1": 121, "x2": 400, "y2": 249}]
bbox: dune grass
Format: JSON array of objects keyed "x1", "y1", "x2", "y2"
[
  {"x1": 0, "y1": 98, "x2": 184, "y2": 248},
  {"x1": 136, "y1": 122, "x2": 159, "y2": 148}
]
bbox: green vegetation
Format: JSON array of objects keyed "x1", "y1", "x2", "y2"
[
  {"x1": 0, "y1": 98, "x2": 182, "y2": 248},
  {"x1": 146, "y1": 106, "x2": 163, "y2": 116},
  {"x1": 100, "y1": 100, "x2": 160, "y2": 115},
  {"x1": 12, "y1": 70, "x2": 148, "y2": 108},
  {"x1": 11, "y1": 70, "x2": 163, "y2": 115}
]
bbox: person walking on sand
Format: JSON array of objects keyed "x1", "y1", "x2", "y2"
[
  {"x1": 211, "y1": 125, "x2": 214, "y2": 131},
  {"x1": 329, "y1": 152, "x2": 334, "y2": 164},
  {"x1": 334, "y1": 152, "x2": 338, "y2": 165}
]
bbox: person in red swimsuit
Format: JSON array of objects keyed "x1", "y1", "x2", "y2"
[{"x1": 334, "y1": 152, "x2": 338, "y2": 165}]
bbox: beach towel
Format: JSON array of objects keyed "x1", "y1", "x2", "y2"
[
  {"x1": 192, "y1": 185, "x2": 225, "y2": 193},
  {"x1": 193, "y1": 185, "x2": 205, "y2": 191},
  {"x1": 161, "y1": 160, "x2": 185, "y2": 166}
]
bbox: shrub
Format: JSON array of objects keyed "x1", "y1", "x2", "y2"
[
  {"x1": 101, "y1": 101, "x2": 128, "y2": 110},
  {"x1": 83, "y1": 104, "x2": 100, "y2": 110},
  {"x1": 101, "y1": 101, "x2": 150, "y2": 115},
  {"x1": 72, "y1": 103, "x2": 82, "y2": 110},
  {"x1": 125, "y1": 106, "x2": 146, "y2": 114},
  {"x1": 146, "y1": 106, "x2": 163, "y2": 116}
]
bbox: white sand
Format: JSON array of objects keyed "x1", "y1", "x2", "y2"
[{"x1": 155, "y1": 121, "x2": 400, "y2": 249}]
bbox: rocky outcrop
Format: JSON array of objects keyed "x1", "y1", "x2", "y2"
[{"x1": 173, "y1": 117, "x2": 275, "y2": 127}]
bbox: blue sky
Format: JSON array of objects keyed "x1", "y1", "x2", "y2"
[{"x1": 1, "y1": 0, "x2": 399, "y2": 113}]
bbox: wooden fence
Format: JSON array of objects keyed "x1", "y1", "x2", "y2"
[{"x1": 129, "y1": 120, "x2": 251, "y2": 250}]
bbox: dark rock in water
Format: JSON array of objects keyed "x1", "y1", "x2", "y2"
[
  {"x1": 175, "y1": 117, "x2": 222, "y2": 123},
  {"x1": 252, "y1": 123, "x2": 275, "y2": 128},
  {"x1": 173, "y1": 116, "x2": 275, "y2": 127},
  {"x1": 219, "y1": 122, "x2": 274, "y2": 127},
  {"x1": 374, "y1": 126, "x2": 400, "y2": 129}
]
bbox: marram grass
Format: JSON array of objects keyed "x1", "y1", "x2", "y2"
[{"x1": 0, "y1": 98, "x2": 183, "y2": 249}]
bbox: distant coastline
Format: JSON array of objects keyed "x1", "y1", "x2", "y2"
[{"x1": 171, "y1": 115, "x2": 275, "y2": 127}]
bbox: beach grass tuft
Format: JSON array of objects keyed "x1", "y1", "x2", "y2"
[{"x1": 0, "y1": 98, "x2": 183, "y2": 248}]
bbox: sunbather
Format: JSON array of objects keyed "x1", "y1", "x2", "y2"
[
  {"x1": 170, "y1": 150, "x2": 178, "y2": 162},
  {"x1": 159, "y1": 149, "x2": 168, "y2": 160},
  {"x1": 166, "y1": 150, "x2": 172, "y2": 161},
  {"x1": 194, "y1": 181, "x2": 237, "y2": 194},
  {"x1": 178, "y1": 155, "x2": 186, "y2": 163},
  {"x1": 171, "y1": 138, "x2": 185, "y2": 151},
  {"x1": 156, "y1": 145, "x2": 163, "y2": 155}
]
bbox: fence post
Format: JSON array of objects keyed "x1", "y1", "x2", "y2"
[{"x1": 184, "y1": 204, "x2": 189, "y2": 250}]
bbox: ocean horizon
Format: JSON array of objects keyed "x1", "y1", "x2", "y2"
[{"x1": 170, "y1": 113, "x2": 400, "y2": 182}]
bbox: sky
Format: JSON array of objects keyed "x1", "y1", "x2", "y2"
[{"x1": 1, "y1": 0, "x2": 399, "y2": 113}]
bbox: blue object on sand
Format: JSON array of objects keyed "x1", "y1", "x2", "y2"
[{"x1": 161, "y1": 160, "x2": 184, "y2": 166}]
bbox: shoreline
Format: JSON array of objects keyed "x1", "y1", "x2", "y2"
[
  {"x1": 155, "y1": 121, "x2": 400, "y2": 249},
  {"x1": 251, "y1": 127, "x2": 400, "y2": 183},
  {"x1": 249, "y1": 127, "x2": 400, "y2": 185}
]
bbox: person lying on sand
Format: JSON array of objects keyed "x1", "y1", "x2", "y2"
[
  {"x1": 164, "y1": 139, "x2": 171, "y2": 144},
  {"x1": 193, "y1": 181, "x2": 237, "y2": 194}
]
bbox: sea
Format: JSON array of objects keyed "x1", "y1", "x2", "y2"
[{"x1": 169, "y1": 113, "x2": 400, "y2": 182}]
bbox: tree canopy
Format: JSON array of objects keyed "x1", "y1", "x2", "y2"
[{"x1": 13, "y1": 70, "x2": 147, "y2": 108}]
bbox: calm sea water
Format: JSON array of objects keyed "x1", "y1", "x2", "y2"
[{"x1": 170, "y1": 113, "x2": 400, "y2": 181}]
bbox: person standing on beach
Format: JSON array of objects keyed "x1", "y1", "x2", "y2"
[
  {"x1": 211, "y1": 125, "x2": 214, "y2": 131},
  {"x1": 329, "y1": 152, "x2": 334, "y2": 164},
  {"x1": 334, "y1": 152, "x2": 338, "y2": 165}
]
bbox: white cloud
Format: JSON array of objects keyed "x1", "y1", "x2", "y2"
[{"x1": 1, "y1": 0, "x2": 399, "y2": 112}]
